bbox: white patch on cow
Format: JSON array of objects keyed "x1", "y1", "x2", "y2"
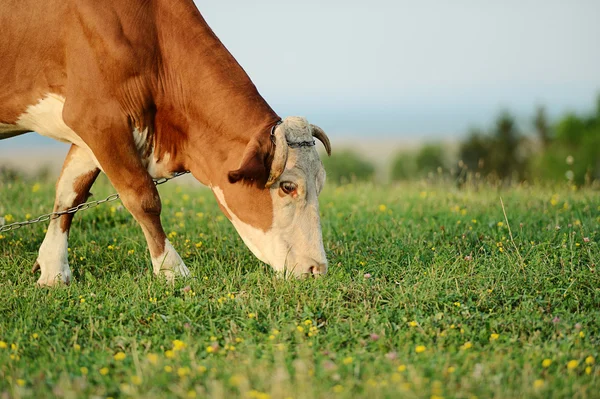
[
  {"x1": 132, "y1": 127, "x2": 173, "y2": 178},
  {"x1": 17, "y1": 94, "x2": 82, "y2": 144},
  {"x1": 211, "y1": 116, "x2": 329, "y2": 276},
  {"x1": 212, "y1": 186, "x2": 289, "y2": 271},
  {"x1": 12, "y1": 93, "x2": 102, "y2": 168},
  {"x1": 35, "y1": 146, "x2": 97, "y2": 286},
  {"x1": 151, "y1": 239, "x2": 190, "y2": 279},
  {"x1": 132, "y1": 127, "x2": 151, "y2": 153},
  {"x1": 148, "y1": 152, "x2": 173, "y2": 178},
  {"x1": 36, "y1": 225, "x2": 71, "y2": 286}
]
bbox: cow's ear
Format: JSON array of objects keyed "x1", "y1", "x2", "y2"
[{"x1": 228, "y1": 138, "x2": 270, "y2": 186}]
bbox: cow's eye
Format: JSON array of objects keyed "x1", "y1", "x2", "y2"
[{"x1": 280, "y1": 181, "x2": 297, "y2": 195}]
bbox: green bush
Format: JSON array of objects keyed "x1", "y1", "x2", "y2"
[
  {"x1": 0, "y1": 166, "x2": 23, "y2": 184},
  {"x1": 321, "y1": 150, "x2": 375, "y2": 184},
  {"x1": 416, "y1": 144, "x2": 447, "y2": 174},
  {"x1": 458, "y1": 129, "x2": 492, "y2": 175},
  {"x1": 390, "y1": 152, "x2": 417, "y2": 181},
  {"x1": 534, "y1": 109, "x2": 600, "y2": 185},
  {"x1": 457, "y1": 112, "x2": 529, "y2": 182},
  {"x1": 391, "y1": 144, "x2": 447, "y2": 181}
]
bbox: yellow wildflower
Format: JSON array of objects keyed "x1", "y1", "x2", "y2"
[
  {"x1": 229, "y1": 374, "x2": 243, "y2": 387},
  {"x1": 567, "y1": 360, "x2": 579, "y2": 370},
  {"x1": 147, "y1": 353, "x2": 159, "y2": 365},
  {"x1": 113, "y1": 352, "x2": 126, "y2": 361},
  {"x1": 415, "y1": 345, "x2": 426, "y2": 353},
  {"x1": 542, "y1": 359, "x2": 552, "y2": 368},
  {"x1": 585, "y1": 356, "x2": 594, "y2": 365},
  {"x1": 100, "y1": 367, "x2": 109, "y2": 376},
  {"x1": 177, "y1": 367, "x2": 190, "y2": 377},
  {"x1": 172, "y1": 340, "x2": 186, "y2": 351},
  {"x1": 131, "y1": 375, "x2": 142, "y2": 385}
]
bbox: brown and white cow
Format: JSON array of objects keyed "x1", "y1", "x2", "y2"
[{"x1": 0, "y1": 0, "x2": 331, "y2": 285}]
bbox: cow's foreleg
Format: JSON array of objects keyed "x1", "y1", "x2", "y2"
[
  {"x1": 81, "y1": 135, "x2": 190, "y2": 281},
  {"x1": 35, "y1": 144, "x2": 100, "y2": 286},
  {"x1": 107, "y1": 173, "x2": 190, "y2": 280}
]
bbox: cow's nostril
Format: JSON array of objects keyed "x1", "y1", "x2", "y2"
[{"x1": 309, "y1": 263, "x2": 327, "y2": 276}]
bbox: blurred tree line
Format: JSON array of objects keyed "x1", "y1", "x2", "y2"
[
  {"x1": 322, "y1": 94, "x2": 600, "y2": 186},
  {"x1": 451, "y1": 97, "x2": 600, "y2": 185}
]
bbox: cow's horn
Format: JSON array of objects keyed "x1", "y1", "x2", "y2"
[
  {"x1": 311, "y1": 124, "x2": 332, "y2": 156},
  {"x1": 266, "y1": 125, "x2": 289, "y2": 188}
]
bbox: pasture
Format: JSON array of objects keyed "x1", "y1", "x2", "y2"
[{"x1": 0, "y1": 177, "x2": 599, "y2": 398}]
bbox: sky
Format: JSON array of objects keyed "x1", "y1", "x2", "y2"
[
  {"x1": 198, "y1": 0, "x2": 600, "y2": 138},
  {"x1": 3, "y1": 0, "x2": 600, "y2": 151}
]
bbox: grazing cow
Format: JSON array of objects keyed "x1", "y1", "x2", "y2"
[{"x1": 0, "y1": 0, "x2": 331, "y2": 285}]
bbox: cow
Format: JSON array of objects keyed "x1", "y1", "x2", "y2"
[{"x1": 0, "y1": 0, "x2": 332, "y2": 286}]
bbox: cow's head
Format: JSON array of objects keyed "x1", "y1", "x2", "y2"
[{"x1": 212, "y1": 116, "x2": 331, "y2": 277}]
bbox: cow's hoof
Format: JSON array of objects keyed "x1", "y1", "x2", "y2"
[
  {"x1": 152, "y1": 240, "x2": 191, "y2": 281},
  {"x1": 36, "y1": 272, "x2": 71, "y2": 287},
  {"x1": 174, "y1": 262, "x2": 191, "y2": 278},
  {"x1": 34, "y1": 260, "x2": 72, "y2": 286},
  {"x1": 156, "y1": 261, "x2": 191, "y2": 282}
]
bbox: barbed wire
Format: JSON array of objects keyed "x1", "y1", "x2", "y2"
[{"x1": 0, "y1": 171, "x2": 189, "y2": 233}]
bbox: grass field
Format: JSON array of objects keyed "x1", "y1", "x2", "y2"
[{"x1": 1, "y1": 177, "x2": 599, "y2": 398}]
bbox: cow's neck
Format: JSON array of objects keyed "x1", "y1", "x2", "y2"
[{"x1": 151, "y1": 0, "x2": 279, "y2": 186}]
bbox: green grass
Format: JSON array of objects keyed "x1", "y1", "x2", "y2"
[{"x1": 1, "y1": 177, "x2": 599, "y2": 398}]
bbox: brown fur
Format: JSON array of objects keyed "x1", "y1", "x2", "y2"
[{"x1": 1, "y1": 0, "x2": 282, "y2": 261}]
